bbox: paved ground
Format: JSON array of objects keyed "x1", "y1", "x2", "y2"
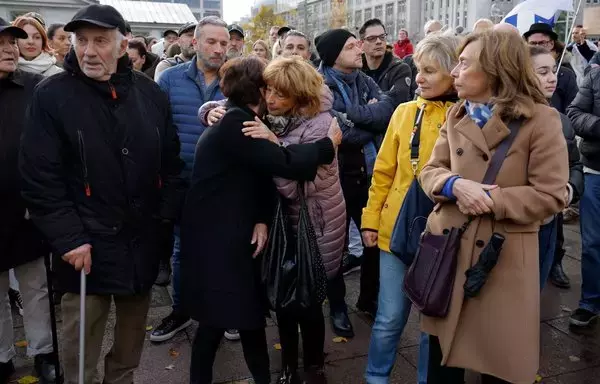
[{"x1": 9, "y1": 220, "x2": 600, "y2": 383}]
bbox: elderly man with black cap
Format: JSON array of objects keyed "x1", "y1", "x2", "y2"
[
  {"x1": 227, "y1": 23, "x2": 244, "y2": 60},
  {"x1": 19, "y1": 4, "x2": 185, "y2": 383},
  {"x1": 0, "y1": 17, "x2": 60, "y2": 384},
  {"x1": 315, "y1": 28, "x2": 394, "y2": 338},
  {"x1": 154, "y1": 21, "x2": 197, "y2": 81}
]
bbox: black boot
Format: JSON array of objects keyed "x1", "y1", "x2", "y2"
[
  {"x1": 550, "y1": 263, "x2": 571, "y2": 289},
  {"x1": 330, "y1": 310, "x2": 354, "y2": 338},
  {"x1": 34, "y1": 352, "x2": 62, "y2": 384},
  {"x1": 276, "y1": 367, "x2": 301, "y2": 384},
  {"x1": 0, "y1": 360, "x2": 15, "y2": 384}
]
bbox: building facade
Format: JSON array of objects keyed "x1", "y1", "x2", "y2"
[{"x1": 0, "y1": 0, "x2": 197, "y2": 37}]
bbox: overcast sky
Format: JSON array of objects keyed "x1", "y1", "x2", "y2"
[{"x1": 223, "y1": 0, "x2": 254, "y2": 23}]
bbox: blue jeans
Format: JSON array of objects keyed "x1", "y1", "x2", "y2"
[
  {"x1": 580, "y1": 174, "x2": 600, "y2": 314},
  {"x1": 172, "y1": 226, "x2": 182, "y2": 313},
  {"x1": 365, "y1": 250, "x2": 428, "y2": 383},
  {"x1": 538, "y1": 218, "x2": 557, "y2": 290}
]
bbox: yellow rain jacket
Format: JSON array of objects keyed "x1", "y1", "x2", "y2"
[{"x1": 362, "y1": 97, "x2": 456, "y2": 252}]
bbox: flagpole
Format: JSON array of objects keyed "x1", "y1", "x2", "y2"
[{"x1": 557, "y1": 0, "x2": 584, "y2": 70}]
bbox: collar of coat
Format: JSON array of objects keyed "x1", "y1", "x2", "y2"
[
  {"x1": 63, "y1": 47, "x2": 134, "y2": 100},
  {"x1": 3, "y1": 69, "x2": 25, "y2": 87},
  {"x1": 451, "y1": 101, "x2": 512, "y2": 155}
]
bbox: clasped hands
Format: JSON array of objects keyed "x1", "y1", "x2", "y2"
[{"x1": 452, "y1": 178, "x2": 497, "y2": 216}]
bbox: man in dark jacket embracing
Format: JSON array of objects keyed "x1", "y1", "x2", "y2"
[
  {"x1": 316, "y1": 29, "x2": 395, "y2": 337},
  {"x1": 0, "y1": 18, "x2": 59, "y2": 384},
  {"x1": 19, "y1": 5, "x2": 185, "y2": 383}
]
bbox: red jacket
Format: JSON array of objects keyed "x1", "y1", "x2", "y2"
[{"x1": 393, "y1": 39, "x2": 414, "y2": 59}]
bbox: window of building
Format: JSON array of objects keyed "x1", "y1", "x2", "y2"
[
  {"x1": 355, "y1": 10, "x2": 363, "y2": 26},
  {"x1": 203, "y1": 0, "x2": 220, "y2": 9},
  {"x1": 375, "y1": 5, "x2": 383, "y2": 19},
  {"x1": 204, "y1": 9, "x2": 221, "y2": 17},
  {"x1": 365, "y1": 7, "x2": 373, "y2": 20}
]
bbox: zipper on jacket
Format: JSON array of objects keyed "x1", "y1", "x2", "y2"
[
  {"x1": 77, "y1": 130, "x2": 91, "y2": 197},
  {"x1": 109, "y1": 82, "x2": 117, "y2": 100},
  {"x1": 155, "y1": 125, "x2": 162, "y2": 189}
]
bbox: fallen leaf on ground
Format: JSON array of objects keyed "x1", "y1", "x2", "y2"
[
  {"x1": 568, "y1": 355, "x2": 581, "y2": 362},
  {"x1": 14, "y1": 340, "x2": 28, "y2": 348},
  {"x1": 168, "y1": 348, "x2": 180, "y2": 358},
  {"x1": 17, "y1": 376, "x2": 39, "y2": 384},
  {"x1": 165, "y1": 364, "x2": 175, "y2": 370},
  {"x1": 560, "y1": 305, "x2": 572, "y2": 313},
  {"x1": 332, "y1": 337, "x2": 348, "y2": 343},
  {"x1": 145, "y1": 325, "x2": 153, "y2": 331},
  {"x1": 273, "y1": 343, "x2": 282, "y2": 350}
]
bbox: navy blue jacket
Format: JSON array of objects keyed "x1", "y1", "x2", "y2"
[
  {"x1": 320, "y1": 67, "x2": 395, "y2": 146},
  {"x1": 158, "y1": 56, "x2": 225, "y2": 179}
]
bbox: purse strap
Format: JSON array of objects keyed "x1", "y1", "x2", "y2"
[
  {"x1": 459, "y1": 119, "x2": 522, "y2": 234},
  {"x1": 409, "y1": 104, "x2": 426, "y2": 176},
  {"x1": 481, "y1": 119, "x2": 522, "y2": 185}
]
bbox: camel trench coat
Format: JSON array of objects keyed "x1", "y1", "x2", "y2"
[{"x1": 418, "y1": 102, "x2": 569, "y2": 383}]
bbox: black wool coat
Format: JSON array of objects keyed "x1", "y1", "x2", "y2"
[
  {"x1": 180, "y1": 102, "x2": 334, "y2": 329},
  {"x1": 0, "y1": 70, "x2": 47, "y2": 273},
  {"x1": 19, "y1": 51, "x2": 186, "y2": 295}
]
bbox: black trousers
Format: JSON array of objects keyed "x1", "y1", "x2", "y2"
[
  {"x1": 276, "y1": 305, "x2": 325, "y2": 371},
  {"x1": 190, "y1": 326, "x2": 270, "y2": 384},
  {"x1": 553, "y1": 213, "x2": 566, "y2": 266},
  {"x1": 327, "y1": 176, "x2": 379, "y2": 313},
  {"x1": 427, "y1": 336, "x2": 510, "y2": 384}
]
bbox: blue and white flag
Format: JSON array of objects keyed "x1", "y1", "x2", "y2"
[{"x1": 502, "y1": 0, "x2": 574, "y2": 36}]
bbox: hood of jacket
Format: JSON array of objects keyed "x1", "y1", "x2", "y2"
[
  {"x1": 319, "y1": 84, "x2": 334, "y2": 112},
  {"x1": 18, "y1": 52, "x2": 57, "y2": 75}
]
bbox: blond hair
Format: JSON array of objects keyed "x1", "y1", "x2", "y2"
[
  {"x1": 459, "y1": 30, "x2": 548, "y2": 120},
  {"x1": 473, "y1": 18, "x2": 494, "y2": 34},
  {"x1": 263, "y1": 56, "x2": 323, "y2": 117},
  {"x1": 414, "y1": 31, "x2": 462, "y2": 74},
  {"x1": 252, "y1": 39, "x2": 271, "y2": 60}
]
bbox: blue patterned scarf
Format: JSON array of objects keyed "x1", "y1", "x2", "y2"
[{"x1": 465, "y1": 101, "x2": 493, "y2": 128}]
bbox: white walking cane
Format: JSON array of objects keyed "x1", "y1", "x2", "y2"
[{"x1": 79, "y1": 269, "x2": 86, "y2": 384}]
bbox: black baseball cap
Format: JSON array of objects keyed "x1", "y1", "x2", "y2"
[
  {"x1": 64, "y1": 4, "x2": 127, "y2": 35},
  {"x1": 0, "y1": 17, "x2": 27, "y2": 39},
  {"x1": 228, "y1": 24, "x2": 244, "y2": 38},
  {"x1": 277, "y1": 26, "x2": 293, "y2": 37},
  {"x1": 163, "y1": 29, "x2": 178, "y2": 37},
  {"x1": 178, "y1": 22, "x2": 196, "y2": 36},
  {"x1": 523, "y1": 23, "x2": 558, "y2": 41}
]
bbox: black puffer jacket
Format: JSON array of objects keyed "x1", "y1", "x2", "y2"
[
  {"x1": 362, "y1": 52, "x2": 412, "y2": 107},
  {"x1": 0, "y1": 70, "x2": 47, "y2": 272},
  {"x1": 20, "y1": 50, "x2": 186, "y2": 295},
  {"x1": 551, "y1": 65, "x2": 578, "y2": 114},
  {"x1": 567, "y1": 67, "x2": 600, "y2": 172},
  {"x1": 560, "y1": 113, "x2": 584, "y2": 203}
]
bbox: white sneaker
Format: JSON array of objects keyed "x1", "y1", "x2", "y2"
[{"x1": 224, "y1": 329, "x2": 241, "y2": 341}]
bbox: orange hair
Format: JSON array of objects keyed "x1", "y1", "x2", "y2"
[
  {"x1": 263, "y1": 56, "x2": 323, "y2": 117},
  {"x1": 12, "y1": 16, "x2": 51, "y2": 53}
]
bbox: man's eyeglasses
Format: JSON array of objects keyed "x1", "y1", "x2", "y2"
[
  {"x1": 364, "y1": 33, "x2": 387, "y2": 43},
  {"x1": 529, "y1": 40, "x2": 552, "y2": 47}
]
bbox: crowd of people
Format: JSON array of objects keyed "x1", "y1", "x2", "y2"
[{"x1": 1, "y1": 3, "x2": 600, "y2": 384}]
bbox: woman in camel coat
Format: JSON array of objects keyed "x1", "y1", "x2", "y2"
[{"x1": 418, "y1": 30, "x2": 569, "y2": 384}]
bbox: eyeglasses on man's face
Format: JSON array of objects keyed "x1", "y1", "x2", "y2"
[{"x1": 364, "y1": 33, "x2": 387, "y2": 43}]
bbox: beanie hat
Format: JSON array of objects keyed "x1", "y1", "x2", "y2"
[{"x1": 316, "y1": 29, "x2": 355, "y2": 67}]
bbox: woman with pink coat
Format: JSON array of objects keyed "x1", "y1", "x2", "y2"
[{"x1": 240, "y1": 56, "x2": 346, "y2": 384}]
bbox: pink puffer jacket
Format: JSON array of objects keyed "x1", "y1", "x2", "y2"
[{"x1": 275, "y1": 87, "x2": 346, "y2": 279}]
